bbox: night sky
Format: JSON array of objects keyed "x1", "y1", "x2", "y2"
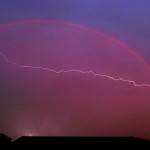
[{"x1": 0, "y1": 0, "x2": 150, "y2": 140}]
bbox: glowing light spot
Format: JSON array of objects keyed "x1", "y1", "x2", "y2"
[{"x1": 22, "y1": 128, "x2": 35, "y2": 137}]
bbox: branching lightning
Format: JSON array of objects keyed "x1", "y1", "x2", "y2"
[{"x1": 0, "y1": 52, "x2": 150, "y2": 87}]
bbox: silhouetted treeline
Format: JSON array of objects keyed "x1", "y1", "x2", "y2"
[{"x1": 0, "y1": 134, "x2": 150, "y2": 149}]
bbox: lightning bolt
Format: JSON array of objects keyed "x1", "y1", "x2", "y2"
[{"x1": 0, "y1": 52, "x2": 150, "y2": 87}]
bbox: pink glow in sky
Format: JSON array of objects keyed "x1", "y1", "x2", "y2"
[{"x1": 0, "y1": 20, "x2": 150, "y2": 140}]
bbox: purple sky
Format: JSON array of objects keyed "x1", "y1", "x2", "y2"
[
  {"x1": 0, "y1": 0, "x2": 150, "y2": 140},
  {"x1": 0, "y1": 0, "x2": 150, "y2": 63}
]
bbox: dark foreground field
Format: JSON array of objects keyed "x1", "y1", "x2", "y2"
[{"x1": 0, "y1": 134, "x2": 150, "y2": 149}]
